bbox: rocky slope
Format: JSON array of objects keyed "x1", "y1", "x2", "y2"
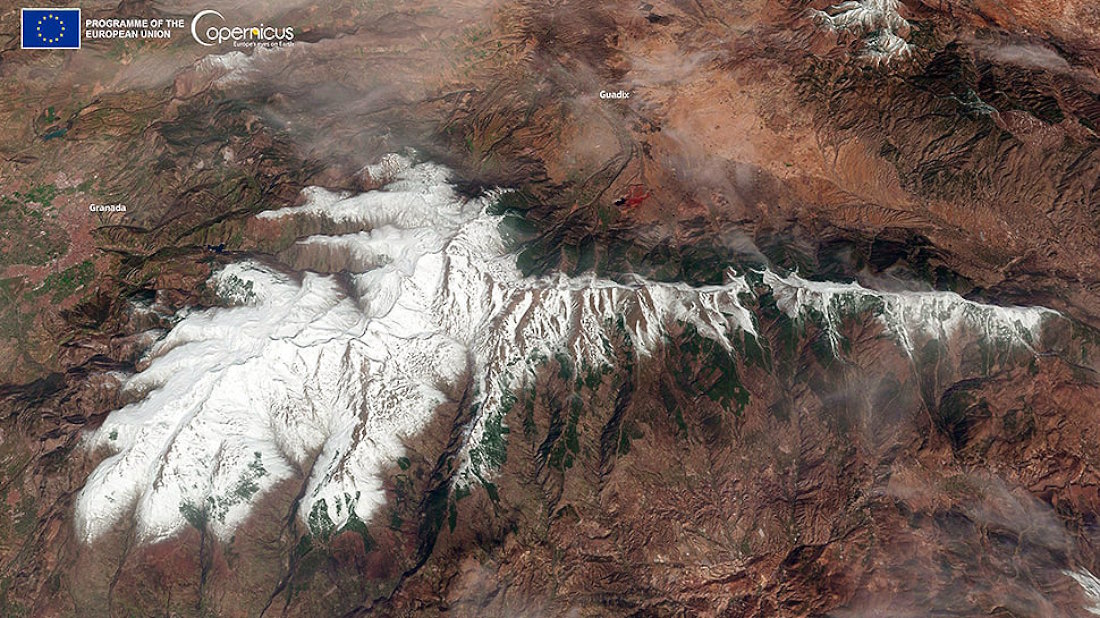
[{"x1": 0, "y1": 0, "x2": 1099, "y2": 616}]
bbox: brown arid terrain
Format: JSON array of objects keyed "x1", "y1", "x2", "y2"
[{"x1": 1, "y1": 0, "x2": 1100, "y2": 616}]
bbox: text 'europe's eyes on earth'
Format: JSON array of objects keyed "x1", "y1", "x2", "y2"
[{"x1": 1, "y1": 1, "x2": 1100, "y2": 617}]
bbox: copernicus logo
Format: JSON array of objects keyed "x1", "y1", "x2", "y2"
[
  {"x1": 21, "y1": 8, "x2": 80, "y2": 49},
  {"x1": 190, "y1": 9, "x2": 294, "y2": 47}
]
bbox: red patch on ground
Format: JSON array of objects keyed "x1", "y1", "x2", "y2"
[{"x1": 614, "y1": 184, "x2": 651, "y2": 211}]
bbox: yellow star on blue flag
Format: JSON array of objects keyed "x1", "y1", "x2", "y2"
[{"x1": 21, "y1": 8, "x2": 80, "y2": 49}]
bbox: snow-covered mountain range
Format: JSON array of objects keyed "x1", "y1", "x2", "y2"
[{"x1": 74, "y1": 155, "x2": 1054, "y2": 543}]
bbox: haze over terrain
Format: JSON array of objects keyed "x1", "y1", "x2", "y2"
[{"x1": 0, "y1": 0, "x2": 1099, "y2": 616}]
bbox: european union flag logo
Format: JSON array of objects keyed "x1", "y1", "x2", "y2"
[{"x1": 21, "y1": 8, "x2": 80, "y2": 49}]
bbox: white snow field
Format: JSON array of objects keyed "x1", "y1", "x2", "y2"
[{"x1": 74, "y1": 155, "x2": 1053, "y2": 543}]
